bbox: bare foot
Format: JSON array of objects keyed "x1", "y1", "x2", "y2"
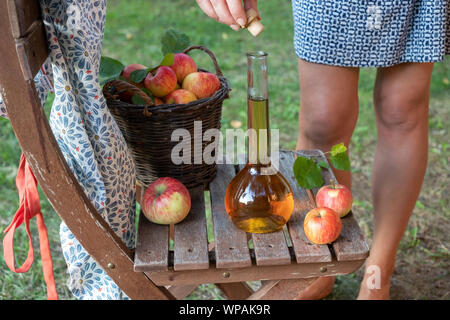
[{"x1": 295, "y1": 276, "x2": 335, "y2": 300}]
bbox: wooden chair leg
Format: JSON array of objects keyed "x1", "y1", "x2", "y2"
[
  {"x1": 168, "y1": 281, "x2": 253, "y2": 300},
  {"x1": 167, "y1": 284, "x2": 199, "y2": 299},
  {"x1": 247, "y1": 278, "x2": 318, "y2": 300},
  {"x1": 215, "y1": 282, "x2": 254, "y2": 300}
]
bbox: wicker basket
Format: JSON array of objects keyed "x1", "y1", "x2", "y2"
[{"x1": 102, "y1": 46, "x2": 230, "y2": 188}]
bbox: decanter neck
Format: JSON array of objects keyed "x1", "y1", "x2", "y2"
[{"x1": 247, "y1": 52, "x2": 270, "y2": 166}]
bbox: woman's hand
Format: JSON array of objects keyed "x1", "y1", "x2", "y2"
[{"x1": 195, "y1": 0, "x2": 259, "y2": 31}]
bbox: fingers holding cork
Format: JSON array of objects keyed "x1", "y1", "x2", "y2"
[
  {"x1": 195, "y1": 0, "x2": 264, "y2": 36},
  {"x1": 243, "y1": 8, "x2": 264, "y2": 36}
]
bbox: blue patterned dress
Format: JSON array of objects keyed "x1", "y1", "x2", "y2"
[
  {"x1": 1, "y1": 0, "x2": 135, "y2": 300},
  {"x1": 292, "y1": 0, "x2": 450, "y2": 67}
]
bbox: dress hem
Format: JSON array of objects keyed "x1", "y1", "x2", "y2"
[{"x1": 294, "y1": 52, "x2": 450, "y2": 68}]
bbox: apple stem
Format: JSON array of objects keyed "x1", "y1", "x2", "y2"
[{"x1": 330, "y1": 179, "x2": 336, "y2": 189}]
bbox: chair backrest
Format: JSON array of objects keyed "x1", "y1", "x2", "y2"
[
  {"x1": 0, "y1": 0, "x2": 173, "y2": 300},
  {"x1": 7, "y1": 0, "x2": 48, "y2": 80}
]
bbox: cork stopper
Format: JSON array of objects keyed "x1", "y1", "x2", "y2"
[{"x1": 243, "y1": 8, "x2": 264, "y2": 37}]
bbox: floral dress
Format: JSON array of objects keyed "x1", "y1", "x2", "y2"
[{"x1": 1, "y1": 0, "x2": 136, "y2": 300}]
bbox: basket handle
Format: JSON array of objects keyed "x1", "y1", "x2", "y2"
[
  {"x1": 103, "y1": 79, "x2": 155, "y2": 116},
  {"x1": 183, "y1": 45, "x2": 223, "y2": 77}
]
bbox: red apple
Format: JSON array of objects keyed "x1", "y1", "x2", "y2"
[
  {"x1": 144, "y1": 66, "x2": 177, "y2": 97},
  {"x1": 121, "y1": 63, "x2": 147, "y2": 82},
  {"x1": 182, "y1": 72, "x2": 220, "y2": 99},
  {"x1": 316, "y1": 181, "x2": 353, "y2": 217},
  {"x1": 165, "y1": 89, "x2": 197, "y2": 104},
  {"x1": 153, "y1": 97, "x2": 164, "y2": 105},
  {"x1": 303, "y1": 207, "x2": 342, "y2": 244},
  {"x1": 170, "y1": 53, "x2": 197, "y2": 83},
  {"x1": 119, "y1": 64, "x2": 147, "y2": 103},
  {"x1": 142, "y1": 177, "x2": 191, "y2": 225}
]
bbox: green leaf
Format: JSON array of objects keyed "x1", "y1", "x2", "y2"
[
  {"x1": 129, "y1": 69, "x2": 149, "y2": 83},
  {"x1": 161, "y1": 29, "x2": 190, "y2": 55},
  {"x1": 330, "y1": 143, "x2": 347, "y2": 157},
  {"x1": 329, "y1": 151, "x2": 351, "y2": 171},
  {"x1": 317, "y1": 160, "x2": 329, "y2": 169},
  {"x1": 99, "y1": 56, "x2": 124, "y2": 84},
  {"x1": 160, "y1": 53, "x2": 175, "y2": 66},
  {"x1": 293, "y1": 156, "x2": 324, "y2": 190},
  {"x1": 131, "y1": 94, "x2": 148, "y2": 105}
]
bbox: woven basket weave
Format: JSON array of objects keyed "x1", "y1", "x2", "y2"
[{"x1": 103, "y1": 46, "x2": 230, "y2": 188}]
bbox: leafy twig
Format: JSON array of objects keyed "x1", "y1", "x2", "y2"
[{"x1": 293, "y1": 143, "x2": 351, "y2": 190}]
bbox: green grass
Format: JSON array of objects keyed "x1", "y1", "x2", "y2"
[{"x1": 1, "y1": 0, "x2": 449, "y2": 300}]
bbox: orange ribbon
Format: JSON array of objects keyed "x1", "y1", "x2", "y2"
[{"x1": 3, "y1": 153, "x2": 58, "y2": 300}]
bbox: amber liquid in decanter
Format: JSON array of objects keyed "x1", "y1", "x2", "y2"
[{"x1": 224, "y1": 52, "x2": 294, "y2": 233}]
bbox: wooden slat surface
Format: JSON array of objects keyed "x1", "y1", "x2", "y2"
[
  {"x1": 7, "y1": 0, "x2": 42, "y2": 39},
  {"x1": 209, "y1": 164, "x2": 252, "y2": 268},
  {"x1": 134, "y1": 211, "x2": 170, "y2": 272},
  {"x1": 15, "y1": 20, "x2": 48, "y2": 80},
  {"x1": 236, "y1": 162, "x2": 291, "y2": 266},
  {"x1": 251, "y1": 232, "x2": 291, "y2": 266},
  {"x1": 134, "y1": 149, "x2": 368, "y2": 275},
  {"x1": 296, "y1": 150, "x2": 370, "y2": 261},
  {"x1": 173, "y1": 186, "x2": 209, "y2": 271},
  {"x1": 279, "y1": 151, "x2": 333, "y2": 263}
]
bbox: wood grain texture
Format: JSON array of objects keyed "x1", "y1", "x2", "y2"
[
  {"x1": 7, "y1": 0, "x2": 41, "y2": 39},
  {"x1": 0, "y1": 3, "x2": 173, "y2": 300},
  {"x1": 246, "y1": 280, "x2": 279, "y2": 300},
  {"x1": 167, "y1": 284, "x2": 198, "y2": 299},
  {"x1": 15, "y1": 20, "x2": 48, "y2": 80},
  {"x1": 215, "y1": 282, "x2": 254, "y2": 299},
  {"x1": 279, "y1": 151, "x2": 333, "y2": 263},
  {"x1": 209, "y1": 164, "x2": 252, "y2": 268},
  {"x1": 146, "y1": 258, "x2": 365, "y2": 286},
  {"x1": 134, "y1": 212, "x2": 170, "y2": 272},
  {"x1": 251, "y1": 232, "x2": 291, "y2": 266},
  {"x1": 295, "y1": 150, "x2": 370, "y2": 261},
  {"x1": 236, "y1": 163, "x2": 291, "y2": 266},
  {"x1": 247, "y1": 278, "x2": 317, "y2": 300},
  {"x1": 173, "y1": 186, "x2": 209, "y2": 271}
]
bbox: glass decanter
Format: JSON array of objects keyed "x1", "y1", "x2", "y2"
[{"x1": 224, "y1": 52, "x2": 294, "y2": 233}]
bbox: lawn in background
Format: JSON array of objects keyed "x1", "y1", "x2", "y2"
[{"x1": 0, "y1": 0, "x2": 449, "y2": 299}]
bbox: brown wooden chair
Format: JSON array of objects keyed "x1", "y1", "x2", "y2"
[{"x1": 1, "y1": 0, "x2": 369, "y2": 300}]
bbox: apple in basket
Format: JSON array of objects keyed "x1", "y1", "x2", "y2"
[
  {"x1": 153, "y1": 97, "x2": 164, "y2": 105},
  {"x1": 121, "y1": 63, "x2": 147, "y2": 83},
  {"x1": 170, "y1": 53, "x2": 198, "y2": 83},
  {"x1": 165, "y1": 89, "x2": 197, "y2": 104},
  {"x1": 142, "y1": 177, "x2": 191, "y2": 225},
  {"x1": 144, "y1": 66, "x2": 177, "y2": 98},
  {"x1": 182, "y1": 71, "x2": 220, "y2": 99},
  {"x1": 119, "y1": 63, "x2": 147, "y2": 102}
]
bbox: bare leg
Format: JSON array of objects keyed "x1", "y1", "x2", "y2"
[
  {"x1": 357, "y1": 62, "x2": 433, "y2": 299},
  {"x1": 296, "y1": 59, "x2": 360, "y2": 188},
  {"x1": 295, "y1": 59, "x2": 360, "y2": 299}
]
